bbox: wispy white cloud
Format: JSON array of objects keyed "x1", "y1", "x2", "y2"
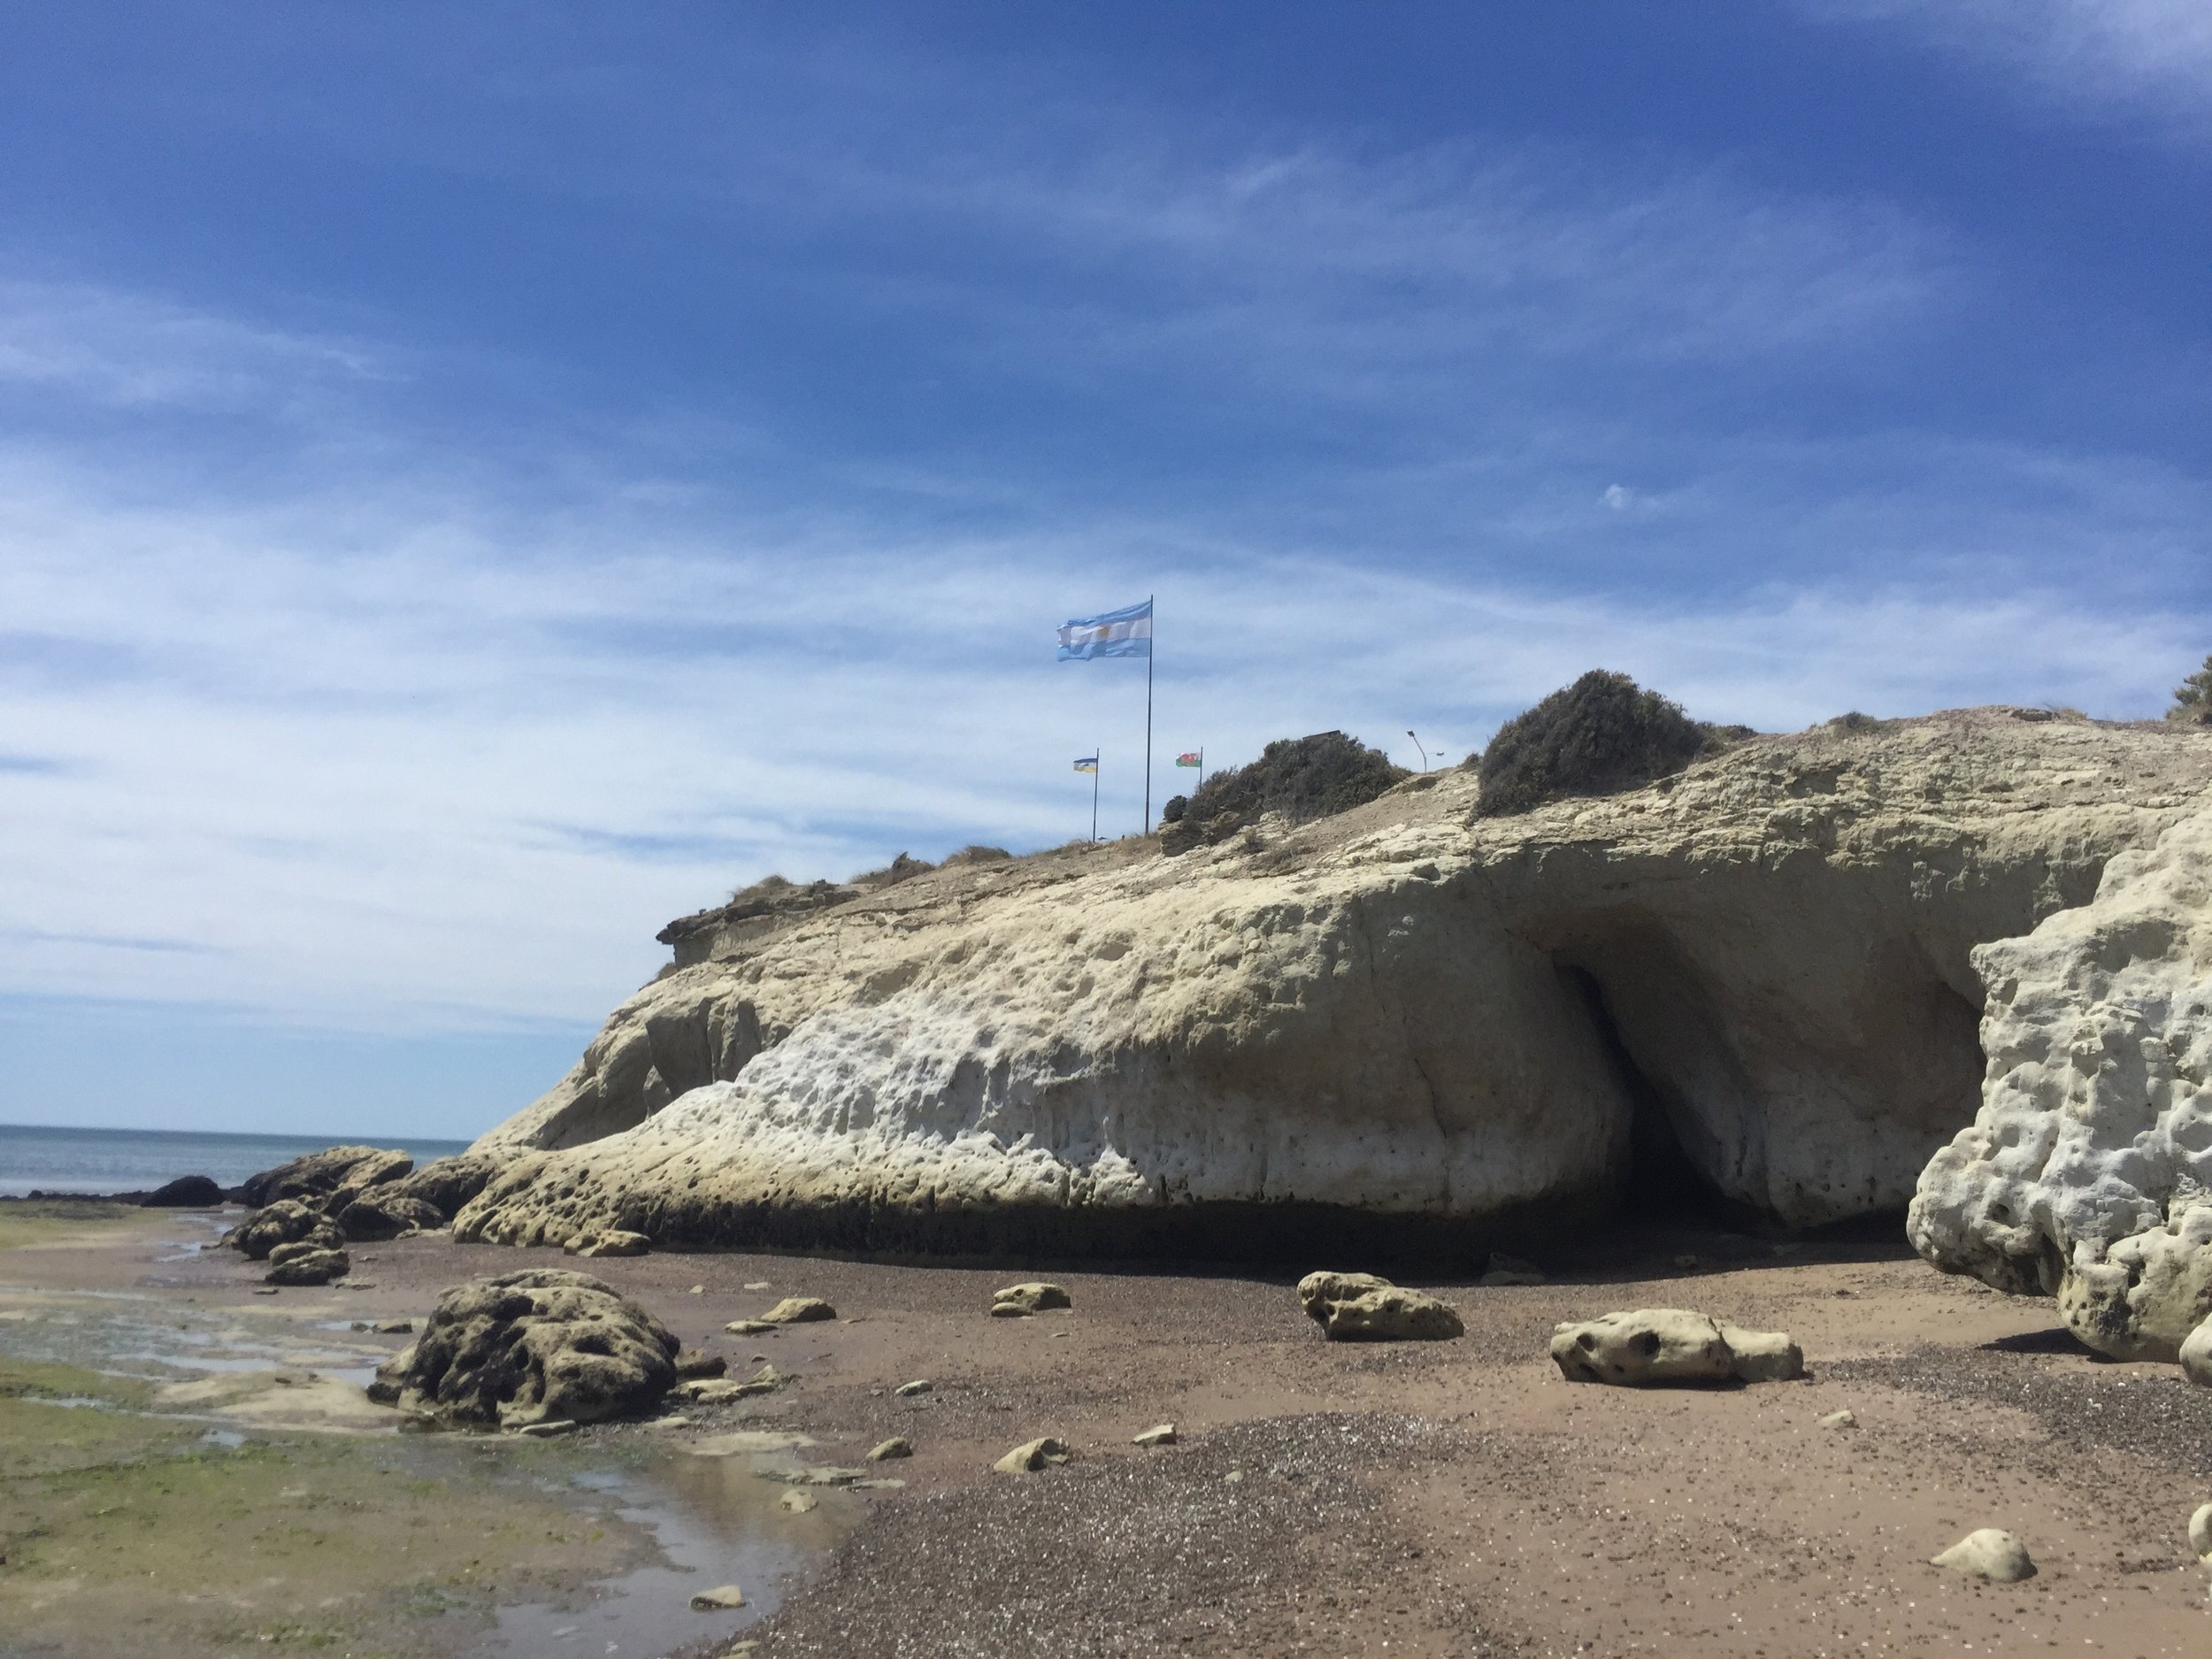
[
  {"x1": 0, "y1": 411, "x2": 2200, "y2": 1034},
  {"x1": 0, "y1": 279, "x2": 384, "y2": 411},
  {"x1": 1800, "y1": 0, "x2": 2212, "y2": 134}
]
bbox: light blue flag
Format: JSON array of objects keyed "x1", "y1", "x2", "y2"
[
  {"x1": 1057, "y1": 598, "x2": 1152, "y2": 660},
  {"x1": 1072, "y1": 756, "x2": 1098, "y2": 772}
]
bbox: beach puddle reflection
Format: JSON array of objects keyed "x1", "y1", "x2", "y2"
[{"x1": 469, "y1": 1451, "x2": 849, "y2": 1656}]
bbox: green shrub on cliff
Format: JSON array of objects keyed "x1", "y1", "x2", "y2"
[
  {"x1": 1183, "y1": 731, "x2": 1408, "y2": 828},
  {"x1": 2170, "y1": 655, "x2": 2212, "y2": 725},
  {"x1": 1472, "y1": 670, "x2": 1717, "y2": 818}
]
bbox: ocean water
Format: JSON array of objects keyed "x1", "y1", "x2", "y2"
[{"x1": 0, "y1": 1122, "x2": 473, "y2": 1197}]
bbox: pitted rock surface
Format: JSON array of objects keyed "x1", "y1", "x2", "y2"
[
  {"x1": 1910, "y1": 804, "x2": 2212, "y2": 1307},
  {"x1": 1549, "y1": 1309, "x2": 1802, "y2": 1386},
  {"x1": 366, "y1": 1268, "x2": 681, "y2": 1429}
]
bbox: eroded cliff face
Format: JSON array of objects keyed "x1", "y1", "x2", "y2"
[
  {"x1": 1909, "y1": 805, "x2": 2212, "y2": 1328},
  {"x1": 457, "y1": 710, "x2": 2212, "y2": 1259}
]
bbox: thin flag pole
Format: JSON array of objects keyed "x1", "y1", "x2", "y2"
[
  {"x1": 1092, "y1": 747, "x2": 1101, "y2": 843},
  {"x1": 1143, "y1": 594, "x2": 1155, "y2": 835}
]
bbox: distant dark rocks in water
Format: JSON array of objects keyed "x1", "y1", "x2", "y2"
[{"x1": 141, "y1": 1174, "x2": 224, "y2": 1207}]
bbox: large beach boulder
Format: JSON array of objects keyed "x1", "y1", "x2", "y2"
[
  {"x1": 1909, "y1": 803, "x2": 2212, "y2": 1310},
  {"x1": 367, "y1": 1268, "x2": 681, "y2": 1429},
  {"x1": 448, "y1": 713, "x2": 2212, "y2": 1259}
]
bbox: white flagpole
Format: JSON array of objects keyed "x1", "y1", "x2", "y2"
[
  {"x1": 1092, "y1": 747, "x2": 1101, "y2": 843},
  {"x1": 1143, "y1": 595, "x2": 1155, "y2": 835}
]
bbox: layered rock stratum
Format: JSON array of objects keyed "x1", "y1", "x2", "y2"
[{"x1": 457, "y1": 709, "x2": 2212, "y2": 1261}]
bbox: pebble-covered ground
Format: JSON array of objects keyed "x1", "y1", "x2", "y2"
[{"x1": 11, "y1": 1210, "x2": 2212, "y2": 1657}]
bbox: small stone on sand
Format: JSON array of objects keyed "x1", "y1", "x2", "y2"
[
  {"x1": 758, "y1": 1296, "x2": 836, "y2": 1325},
  {"x1": 518, "y1": 1418, "x2": 578, "y2": 1438},
  {"x1": 1931, "y1": 1529, "x2": 2036, "y2": 1582},
  {"x1": 1133, "y1": 1424, "x2": 1176, "y2": 1447},
  {"x1": 867, "y1": 1437, "x2": 912, "y2": 1462},
  {"x1": 895, "y1": 1379, "x2": 933, "y2": 1396},
  {"x1": 993, "y1": 1436, "x2": 1071, "y2": 1474},
  {"x1": 2189, "y1": 1501, "x2": 2212, "y2": 1560},
  {"x1": 1819, "y1": 1409, "x2": 1857, "y2": 1429},
  {"x1": 779, "y1": 1490, "x2": 818, "y2": 1514},
  {"x1": 743, "y1": 1281, "x2": 772, "y2": 1291},
  {"x1": 688, "y1": 1584, "x2": 746, "y2": 1610}
]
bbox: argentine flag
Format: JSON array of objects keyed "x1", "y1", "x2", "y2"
[{"x1": 1056, "y1": 598, "x2": 1152, "y2": 660}]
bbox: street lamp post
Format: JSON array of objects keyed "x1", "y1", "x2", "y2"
[{"x1": 1406, "y1": 729, "x2": 1429, "y2": 773}]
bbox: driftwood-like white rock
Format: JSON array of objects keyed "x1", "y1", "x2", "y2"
[
  {"x1": 1909, "y1": 806, "x2": 2212, "y2": 1336},
  {"x1": 448, "y1": 714, "x2": 2211, "y2": 1259},
  {"x1": 1549, "y1": 1309, "x2": 1802, "y2": 1385}
]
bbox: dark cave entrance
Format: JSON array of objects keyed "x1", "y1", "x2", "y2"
[{"x1": 1557, "y1": 964, "x2": 1763, "y2": 1228}]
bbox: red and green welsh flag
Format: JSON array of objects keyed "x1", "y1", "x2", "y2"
[{"x1": 1175, "y1": 752, "x2": 1201, "y2": 767}]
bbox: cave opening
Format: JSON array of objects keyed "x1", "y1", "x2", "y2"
[{"x1": 1558, "y1": 964, "x2": 1763, "y2": 1229}]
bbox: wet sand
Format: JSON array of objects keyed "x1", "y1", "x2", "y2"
[{"x1": 8, "y1": 1209, "x2": 2212, "y2": 1656}]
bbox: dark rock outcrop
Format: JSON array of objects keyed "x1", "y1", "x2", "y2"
[
  {"x1": 226, "y1": 1199, "x2": 343, "y2": 1261},
  {"x1": 141, "y1": 1174, "x2": 223, "y2": 1207},
  {"x1": 241, "y1": 1145, "x2": 412, "y2": 1210}
]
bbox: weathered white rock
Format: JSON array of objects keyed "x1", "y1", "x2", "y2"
[
  {"x1": 2181, "y1": 1317, "x2": 2212, "y2": 1388},
  {"x1": 1930, "y1": 1529, "x2": 2036, "y2": 1582},
  {"x1": 1911, "y1": 803, "x2": 2212, "y2": 1309},
  {"x1": 451, "y1": 715, "x2": 2212, "y2": 1256},
  {"x1": 1818, "y1": 1409, "x2": 1857, "y2": 1430},
  {"x1": 1549, "y1": 1309, "x2": 1801, "y2": 1385},
  {"x1": 687, "y1": 1584, "x2": 746, "y2": 1610},
  {"x1": 895, "y1": 1379, "x2": 933, "y2": 1397},
  {"x1": 1717, "y1": 1321, "x2": 1806, "y2": 1383},
  {"x1": 2189, "y1": 1502, "x2": 2212, "y2": 1560},
  {"x1": 866, "y1": 1437, "x2": 912, "y2": 1462},
  {"x1": 778, "y1": 1489, "x2": 818, "y2": 1514},
  {"x1": 2055, "y1": 1197, "x2": 2212, "y2": 1361},
  {"x1": 1133, "y1": 1423, "x2": 1177, "y2": 1447},
  {"x1": 565, "y1": 1228, "x2": 651, "y2": 1258},
  {"x1": 993, "y1": 1436, "x2": 1071, "y2": 1474}
]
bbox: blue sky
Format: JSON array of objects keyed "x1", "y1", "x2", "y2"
[{"x1": 1, "y1": 3, "x2": 2207, "y2": 1141}]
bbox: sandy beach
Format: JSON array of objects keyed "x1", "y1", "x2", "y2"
[{"x1": 4, "y1": 1203, "x2": 2209, "y2": 1657}]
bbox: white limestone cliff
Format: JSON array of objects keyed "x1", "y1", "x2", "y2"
[{"x1": 457, "y1": 710, "x2": 2212, "y2": 1258}]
